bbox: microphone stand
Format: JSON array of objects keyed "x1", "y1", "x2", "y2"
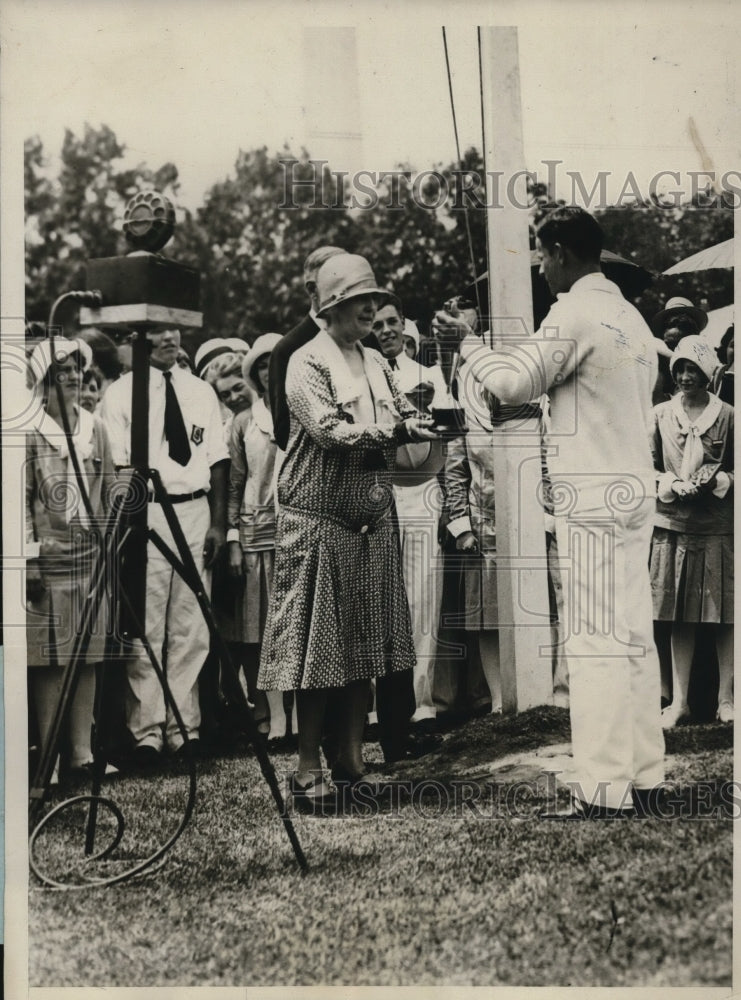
[{"x1": 29, "y1": 299, "x2": 307, "y2": 887}]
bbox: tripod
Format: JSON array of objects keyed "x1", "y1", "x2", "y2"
[{"x1": 29, "y1": 319, "x2": 307, "y2": 886}]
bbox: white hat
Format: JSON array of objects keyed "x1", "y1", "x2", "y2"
[
  {"x1": 28, "y1": 338, "x2": 93, "y2": 385},
  {"x1": 194, "y1": 338, "x2": 232, "y2": 378},
  {"x1": 315, "y1": 254, "x2": 391, "y2": 317},
  {"x1": 224, "y1": 337, "x2": 248, "y2": 353},
  {"x1": 403, "y1": 319, "x2": 420, "y2": 348},
  {"x1": 669, "y1": 335, "x2": 719, "y2": 382},
  {"x1": 242, "y1": 333, "x2": 282, "y2": 389}
]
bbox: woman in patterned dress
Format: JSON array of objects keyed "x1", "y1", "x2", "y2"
[{"x1": 258, "y1": 254, "x2": 441, "y2": 809}]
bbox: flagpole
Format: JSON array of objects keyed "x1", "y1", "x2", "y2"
[{"x1": 480, "y1": 26, "x2": 553, "y2": 710}]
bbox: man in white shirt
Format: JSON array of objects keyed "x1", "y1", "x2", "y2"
[
  {"x1": 434, "y1": 206, "x2": 665, "y2": 817},
  {"x1": 101, "y1": 327, "x2": 228, "y2": 763},
  {"x1": 373, "y1": 296, "x2": 448, "y2": 730}
]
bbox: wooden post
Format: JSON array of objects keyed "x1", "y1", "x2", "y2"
[{"x1": 479, "y1": 27, "x2": 553, "y2": 709}]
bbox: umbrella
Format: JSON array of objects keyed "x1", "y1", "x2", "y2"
[
  {"x1": 663, "y1": 238, "x2": 734, "y2": 275},
  {"x1": 470, "y1": 250, "x2": 654, "y2": 327},
  {"x1": 701, "y1": 304, "x2": 734, "y2": 349}
]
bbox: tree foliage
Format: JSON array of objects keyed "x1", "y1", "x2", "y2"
[{"x1": 25, "y1": 125, "x2": 734, "y2": 346}]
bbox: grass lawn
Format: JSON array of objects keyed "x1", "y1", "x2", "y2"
[{"x1": 28, "y1": 707, "x2": 733, "y2": 987}]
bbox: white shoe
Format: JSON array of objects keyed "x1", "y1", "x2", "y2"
[
  {"x1": 661, "y1": 703, "x2": 690, "y2": 729},
  {"x1": 717, "y1": 700, "x2": 734, "y2": 724}
]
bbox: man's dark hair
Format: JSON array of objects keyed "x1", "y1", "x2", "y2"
[
  {"x1": 536, "y1": 206, "x2": 603, "y2": 262},
  {"x1": 303, "y1": 245, "x2": 345, "y2": 280},
  {"x1": 380, "y1": 292, "x2": 404, "y2": 319}
]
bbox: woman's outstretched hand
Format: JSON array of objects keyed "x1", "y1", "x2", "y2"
[{"x1": 396, "y1": 416, "x2": 441, "y2": 443}]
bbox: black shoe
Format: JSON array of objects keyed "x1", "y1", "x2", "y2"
[
  {"x1": 406, "y1": 732, "x2": 443, "y2": 756},
  {"x1": 541, "y1": 798, "x2": 636, "y2": 821},
  {"x1": 411, "y1": 717, "x2": 439, "y2": 736},
  {"x1": 331, "y1": 761, "x2": 364, "y2": 785},
  {"x1": 331, "y1": 763, "x2": 385, "y2": 813},
  {"x1": 132, "y1": 744, "x2": 162, "y2": 769},
  {"x1": 174, "y1": 737, "x2": 201, "y2": 760},
  {"x1": 363, "y1": 722, "x2": 380, "y2": 742},
  {"x1": 266, "y1": 734, "x2": 292, "y2": 753},
  {"x1": 289, "y1": 772, "x2": 337, "y2": 816}
]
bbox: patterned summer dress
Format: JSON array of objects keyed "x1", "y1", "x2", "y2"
[{"x1": 258, "y1": 331, "x2": 417, "y2": 690}]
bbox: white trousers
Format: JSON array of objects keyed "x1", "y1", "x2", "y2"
[
  {"x1": 126, "y1": 497, "x2": 211, "y2": 751},
  {"x1": 554, "y1": 496, "x2": 664, "y2": 809},
  {"x1": 394, "y1": 481, "x2": 443, "y2": 722}
]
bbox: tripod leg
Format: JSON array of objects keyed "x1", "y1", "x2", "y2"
[
  {"x1": 148, "y1": 470, "x2": 307, "y2": 871},
  {"x1": 84, "y1": 655, "x2": 114, "y2": 857}
]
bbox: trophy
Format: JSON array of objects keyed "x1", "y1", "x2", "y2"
[{"x1": 430, "y1": 297, "x2": 469, "y2": 437}]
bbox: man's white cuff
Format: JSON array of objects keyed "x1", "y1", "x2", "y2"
[{"x1": 446, "y1": 515, "x2": 473, "y2": 537}]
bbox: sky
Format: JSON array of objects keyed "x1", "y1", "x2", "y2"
[{"x1": 3, "y1": 0, "x2": 740, "y2": 212}]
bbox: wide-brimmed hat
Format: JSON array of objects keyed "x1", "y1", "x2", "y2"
[
  {"x1": 29, "y1": 338, "x2": 93, "y2": 385},
  {"x1": 242, "y1": 333, "x2": 282, "y2": 389},
  {"x1": 392, "y1": 439, "x2": 446, "y2": 487},
  {"x1": 315, "y1": 254, "x2": 391, "y2": 317},
  {"x1": 669, "y1": 335, "x2": 718, "y2": 382},
  {"x1": 651, "y1": 297, "x2": 708, "y2": 335},
  {"x1": 195, "y1": 338, "x2": 232, "y2": 378}
]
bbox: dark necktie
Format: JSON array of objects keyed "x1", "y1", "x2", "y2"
[
  {"x1": 163, "y1": 370, "x2": 191, "y2": 466},
  {"x1": 388, "y1": 356, "x2": 399, "y2": 370}
]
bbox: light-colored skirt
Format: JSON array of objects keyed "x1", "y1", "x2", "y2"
[
  {"x1": 27, "y1": 564, "x2": 108, "y2": 668},
  {"x1": 258, "y1": 507, "x2": 416, "y2": 690},
  {"x1": 650, "y1": 527, "x2": 733, "y2": 624}
]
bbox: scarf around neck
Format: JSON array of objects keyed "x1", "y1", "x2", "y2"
[
  {"x1": 669, "y1": 391, "x2": 722, "y2": 481},
  {"x1": 35, "y1": 405, "x2": 95, "y2": 526}
]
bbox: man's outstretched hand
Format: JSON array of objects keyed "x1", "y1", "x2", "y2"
[{"x1": 431, "y1": 309, "x2": 475, "y2": 346}]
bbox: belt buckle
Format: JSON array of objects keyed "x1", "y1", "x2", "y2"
[{"x1": 359, "y1": 523, "x2": 369, "y2": 535}]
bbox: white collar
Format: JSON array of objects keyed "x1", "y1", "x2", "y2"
[
  {"x1": 150, "y1": 363, "x2": 180, "y2": 385},
  {"x1": 312, "y1": 330, "x2": 392, "y2": 409},
  {"x1": 35, "y1": 405, "x2": 95, "y2": 460},
  {"x1": 558, "y1": 272, "x2": 619, "y2": 300},
  {"x1": 669, "y1": 391, "x2": 722, "y2": 437}
]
